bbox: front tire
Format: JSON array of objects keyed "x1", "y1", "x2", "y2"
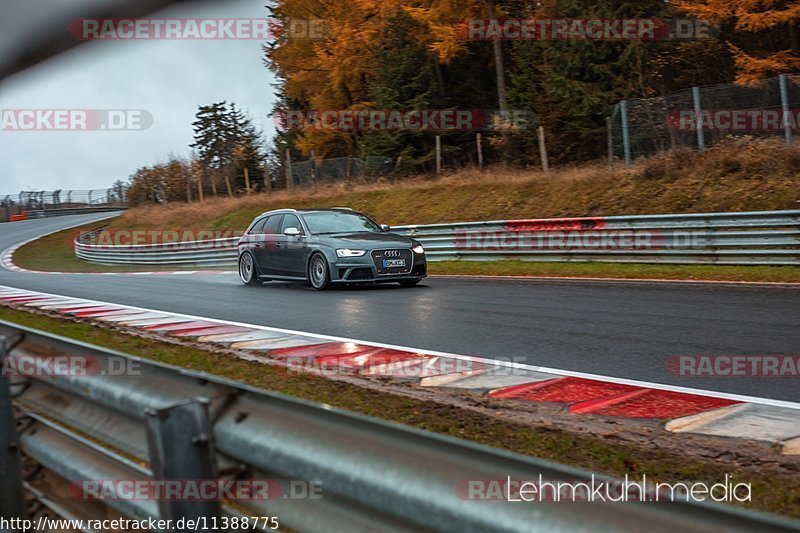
[
  {"x1": 239, "y1": 252, "x2": 260, "y2": 286},
  {"x1": 308, "y1": 253, "x2": 331, "y2": 290}
]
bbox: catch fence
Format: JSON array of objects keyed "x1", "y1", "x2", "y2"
[{"x1": 610, "y1": 74, "x2": 800, "y2": 164}]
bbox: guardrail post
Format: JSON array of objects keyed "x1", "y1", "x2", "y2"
[
  {"x1": 145, "y1": 399, "x2": 221, "y2": 522},
  {"x1": 0, "y1": 336, "x2": 28, "y2": 519},
  {"x1": 779, "y1": 74, "x2": 792, "y2": 145},
  {"x1": 620, "y1": 101, "x2": 632, "y2": 166},
  {"x1": 692, "y1": 86, "x2": 705, "y2": 151}
]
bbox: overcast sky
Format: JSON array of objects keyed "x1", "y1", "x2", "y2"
[{"x1": 0, "y1": 0, "x2": 277, "y2": 195}]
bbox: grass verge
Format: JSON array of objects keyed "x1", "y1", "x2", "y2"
[
  {"x1": 430, "y1": 261, "x2": 800, "y2": 283},
  {"x1": 0, "y1": 305, "x2": 797, "y2": 518}
]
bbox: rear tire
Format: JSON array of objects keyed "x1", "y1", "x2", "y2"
[
  {"x1": 308, "y1": 253, "x2": 331, "y2": 290},
  {"x1": 399, "y1": 279, "x2": 422, "y2": 288},
  {"x1": 239, "y1": 252, "x2": 260, "y2": 286}
]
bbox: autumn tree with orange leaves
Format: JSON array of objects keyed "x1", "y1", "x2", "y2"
[
  {"x1": 267, "y1": 0, "x2": 800, "y2": 169},
  {"x1": 679, "y1": 0, "x2": 800, "y2": 82}
]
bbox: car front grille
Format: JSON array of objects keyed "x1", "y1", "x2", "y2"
[
  {"x1": 371, "y1": 249, "x2": 413, "y2": 275},
  {"x1": 347, "y1": 267, "x2": 374, "y2": 280}
]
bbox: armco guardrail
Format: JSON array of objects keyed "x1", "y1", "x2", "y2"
[
  {"x1": 2, "y1": 188, "x2": 126, "y2": 222},
  {"x1": 73, "y1": 210, "x2": 800, "y2": 267},
  {"x1": 26, "y1": 207, "x2": 125, "y2": 219},
  {"x1": 1, "y1": 320, "x2": 797, "y2": 532}
]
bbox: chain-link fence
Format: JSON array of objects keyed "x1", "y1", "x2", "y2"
[
  {"x1": 610, "y1": 74, "x2": 800, "y2": 164},
  {"x1": 0, "y1": 188, "x2": 127, "y2": 222},
  {"x1": 1, "y1": 188, "x2": 126, "y2": 209},
  {"x1": 287, "y1": 156, "x2": 396, "y2": 189}
]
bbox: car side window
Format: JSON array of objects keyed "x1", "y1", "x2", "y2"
[
  {"x1": 262, "y1": 215, "x2": 283, "y2": 235},
  {"x1": 248, "y1": 218, "x2": 267, "y2": 235},
  {"x1": 280, "y1": 214, "x2": 303, "y2": 235}
]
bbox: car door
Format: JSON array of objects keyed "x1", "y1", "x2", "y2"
[
  {"x1": 274, "y1": 213, "x2": 308, "y2": 277},
  {"x1": 254, "y1": 214, "x2": 283, "y2": 275},
  {"x1": 243, "y1": 216, "x2": 267, "y2": 265}
]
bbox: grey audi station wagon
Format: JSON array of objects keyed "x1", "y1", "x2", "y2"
[{"x1": 237, "y1": 208, "x2": 427, "y2": 290}]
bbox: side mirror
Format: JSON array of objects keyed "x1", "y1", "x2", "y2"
[
  {"x1": 284, "y1": 227, "x2": 301, "y2": 237},
  {"x1": 381, "y1": 224, "x2": 391, "y2": 232}
]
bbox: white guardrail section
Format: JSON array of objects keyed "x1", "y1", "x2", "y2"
[
  {"x1": 2, "y1": 321, "x2": 798, "y2": 532},
  {"x1": 73, "y1": 210, "x2": 800, "y2": 267}
]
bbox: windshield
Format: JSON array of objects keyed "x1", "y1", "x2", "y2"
[{"x1": 302, "y1": 211, "x2": 382, "y2": 234}]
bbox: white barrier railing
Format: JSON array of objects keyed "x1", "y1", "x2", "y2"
[{"x1": 73, "y1": 210, "x2": 800, "y2": 267}]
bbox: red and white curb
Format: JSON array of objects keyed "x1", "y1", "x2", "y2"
[{"x1": 1, "y1": 284, "x2": 798, "y2": 454}]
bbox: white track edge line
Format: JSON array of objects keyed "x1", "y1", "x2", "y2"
[
  {"x1": 431, "y1": 274, "x2": 800, "y2": 288},
  {"x1": 0, "y1": 214, "x2": 121, "y2": 274}
]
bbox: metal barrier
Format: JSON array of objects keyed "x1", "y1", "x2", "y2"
[
  {"x1": 2, "y1": 188, "x2": 126, "y2": 223},
  {"x1": 73, "y1": 210, "x2": 800, "y2": 267},
  {"x1": 25, "y1": 207, "x2": 125, "y2": 220},
  {"x1": 1, "y1": 320, "x2": 796, "y2": 532},
  {"x1": 1, "y1": 189, "x2": 125, "y2": 210}
]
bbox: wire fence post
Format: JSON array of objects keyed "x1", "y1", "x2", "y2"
[
  {"x1": 145, "y1": 400, "x2": 221, "y2": 523},
  {"x1": 393, "y1": 157, "x2": 403, "y2": 183},
  {"x1": 537, "y1": 126, "x2": 550, "y2": 172},
  {"x1": 779, "y1": 74, "x2": 792, "y2": 145},
  {"x1": 692, "y1": 86, "x2": 705, "y2": 152},
  {"x1": 476, "y1": 133, "x2": 484, "y2": 170},
  {"x1": 310, "y1": 150, "x2": 318, "y2": 187},
  {"x1": 435, "y1": 136, "x2": 442, "y2": 175},
  {"x1": 285, "y1": 149, "x2": 293, "y2": 191},
  {"x1": 0, "y1": 336, "x2": 28, "y2": 520},
  {"x1": 620, "y1": 101, "x2": 632, "y2": 166}
]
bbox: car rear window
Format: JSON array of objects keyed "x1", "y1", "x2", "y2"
[
  {"x1": 248, "y1": 218, "x2": 267, "y2": 234},
  {"x1": 262, "y1": 215, "x2": 283, "y2": 235}
]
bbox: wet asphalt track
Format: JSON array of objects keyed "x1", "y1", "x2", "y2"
[{"x1": 1, "y1": 214, "x2": 798, "y2": 401}]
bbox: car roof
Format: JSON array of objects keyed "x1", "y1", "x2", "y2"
[{"x1": 257, "y1": 208, "x2": 359, "y2": 217}]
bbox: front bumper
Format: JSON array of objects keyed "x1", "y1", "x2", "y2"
[{"x1": 331, "y1": 253, "x2": 427, "y2": 283}]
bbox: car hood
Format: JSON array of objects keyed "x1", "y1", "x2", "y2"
[{"x1": 321, "y1": 232, "x2": 416, "y2": 247}]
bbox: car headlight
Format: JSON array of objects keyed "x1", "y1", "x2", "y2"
[
  {"x1": 336, "y1": 249, "x2": 367, "y2": 258},
  {"x1": 412, "y1": 245, "x2": 425, "y2": 254}
]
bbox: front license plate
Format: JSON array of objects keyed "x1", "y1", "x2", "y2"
[{"x1": 383, "y1": 259, "x2": 406, "y2": 268}]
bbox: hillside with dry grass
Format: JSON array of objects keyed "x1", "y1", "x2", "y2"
[{"x1": 111, "y1": 139, "x2": 800, "y2": 233}]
